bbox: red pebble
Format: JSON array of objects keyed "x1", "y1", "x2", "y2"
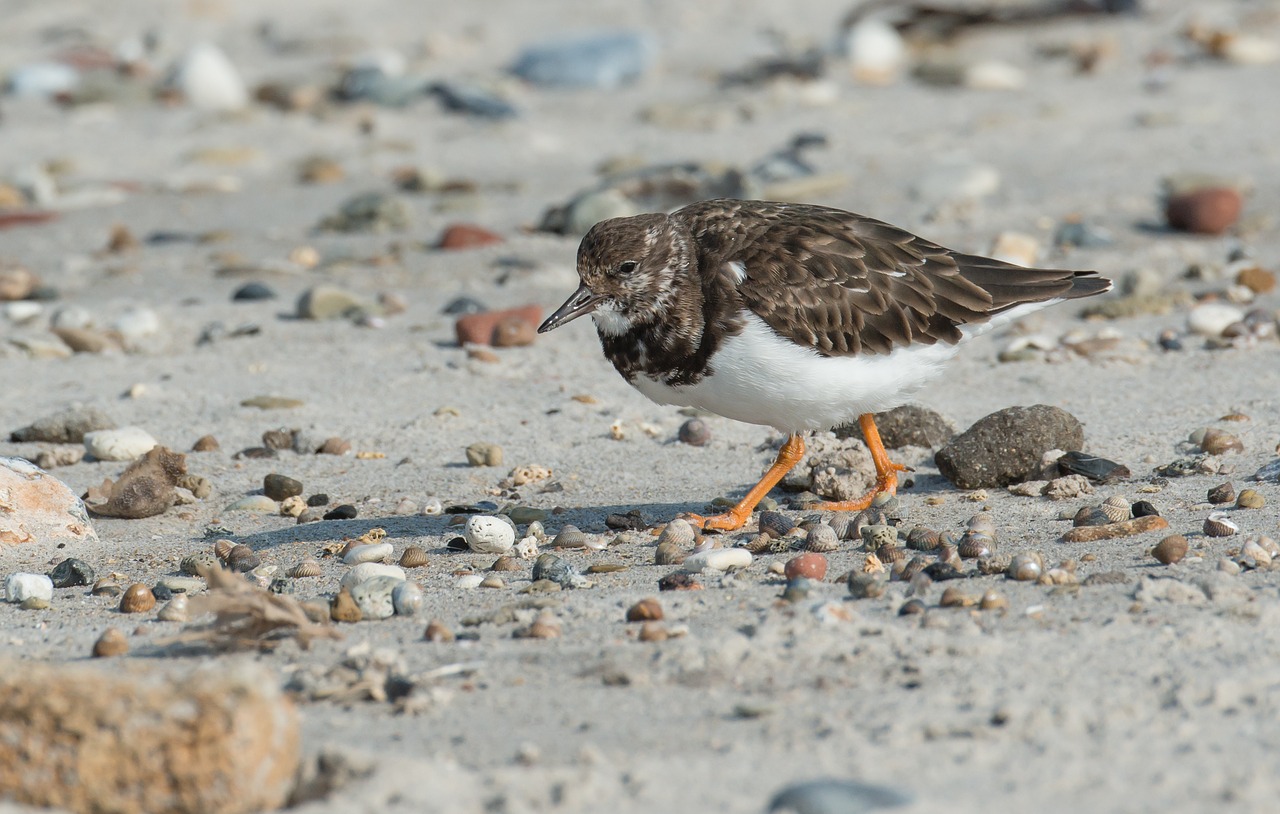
[
  {"x1": 1165, "y1": 187, "x2": 1242, "y2": 235},
  {"x1": 438, "y1": 223, "x2": 503, "y2": 250},
  {"x1": 455, "y1": 305, "x2": 543, "y2": 347},
  {"x1": 784, "y1": 552, "x2": 828, "y2": 581}
]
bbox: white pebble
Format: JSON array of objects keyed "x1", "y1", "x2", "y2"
[
  {"x1": 3, "y1": 302, "x2": 43, "y2": 324},
  {"x1": 457, "y1": 574, "x2": 485, "y2": 589},
  {"x1": 843, "y1": 19, "x2": 905, "y2": 85},
  {"x1": 339, "y1": 562, "x2": 405, "y2": 590},
  {"x1": 964, "y1": 60, "x2": 1027, "y2": 91},
  {"x1": 682, "y1": 547, "x2": 753, "y2": 573},
  {"x1": 6, "y1": 573, "x2": 53, "y2": 604},
  {"x1": 342, "y1": 542, "x2": 393, "y2": 565},
  {"x1": 83, "y1": 426, "x2": 157, "y2": 461},
  {"x1": 464, "y1": 515, "x2": 515, "y2": 554},
  {"x1": 421, "y1": 498, "x2": 443, "y2": 516},
  {"x1": 172, "y1": 43, "x2": 248, "y2": 111},
  {"x1": 350, "y1": 576, "x2": 400, "y2": 620},
  {"x1": 392, "y1": 581, "x2": 424, "y2": 616},
  {"x1": 1187, "y1": 303, "x2": 1245, "y2": 337},
  {"x1": 112, "y1": 307, "x2": 161, "y2": 342},
  {"x1": 224, "y1": 495, "x2": 278, "y2": 513}
]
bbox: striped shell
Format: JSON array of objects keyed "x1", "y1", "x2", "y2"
[
  {"x1": 852, "y1": 509, "x2": 886, "y2": 539},
  {"x1": 213, "y1": 538, "x2": 235, "y2": 561},
  {"x1": 978, "y1": 555, "x2": 1012, "y2": 576},
  {"x1": 657, "y1": 519, "x2": 696, "y2": 548},
  {"x1": 906, "y1": 527, "x2": 941, "y2": 552},
  {"x1": 966, "y1": 513, "x2": 996, "y2": 538},
  {"x1": 287, "y1": 558, "x2": 321, "y2": 578},
  {"x1": 825, "y1": 513, "x2": 856, "y2": 540},
  {"x1": 1008, "y1": 552, "x2": 1044, "y2": 582},
  {"x1": 525, "y1": 521, "x2": 548, "y2": 542},
  {"x1": 490, "y1": 555, "x2": 522, "y2": 571},
  {"x1": 655, "y1": 542, "x2": 685, "y2": 565},
  {"x1": 1073, "y1": 506, "x2": 1115, "y2": 528},
  {"x1": 805, "y1": 524, "x2": 840, "y2": 553},
  {"x1": 939, "y1": 586, "x2": 975, "y2": 608},
  {"x1": 399, "y1": 546, "x2": 429, "y2": 568},
  {"x1": 758, "y1": 511, "x2": 795, "y2": 539},
  {"x1": 1099, "y1": 498, "x2": 1131, "y2": 523},
  {"x1": 935, "y1": 543, "x2": 961, "y2": 568},
  {"x1": 226, "y1": 545, "x2": 260, "y2": 572},
  {"x1": 552, "y1": 524, "x2": 589, "y2": 548},
  {"x1": 744, "y1": 534, "x2": 774, "y2": 554},
  {"x1": 899, "y1": 555, "x2": 930, "y2": 582},
  {"x1": 957, "y1": 532, "x2": 994, "y2": 559},
  {"x1": 1204, "y1": 512, "x2": 1238, "y2": 537},
  {"x1": 875, "y1": 542, "x2": 907, "y2": 564}
]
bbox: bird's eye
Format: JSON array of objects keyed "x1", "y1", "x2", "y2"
[{"x1": 617, "y1": 260, "x2": 638, "y2": 275}]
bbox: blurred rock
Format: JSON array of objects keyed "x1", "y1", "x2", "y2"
[
  {"x1": 511, "y1": 31, "x2": 655, "y2": 89},
  {"x1": 316, "y1": 192, "x2": 410, "y2": 233},
  {"x1": 11, "y1": 406, "x2": 115, "y2": 444},
  {"x1": 0, "y1": 457, "x2": 97, "y2": 546},
  {"x1": 169, "y1": 43, "x2": 248, "y2": 112},
  {"x1": 1165, "y1": 187, "x2": 1242, "y2": 235}
]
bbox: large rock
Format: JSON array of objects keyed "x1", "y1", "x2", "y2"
[
  {"x1": 836, "y1": 404, "x2": 955, "y2": 449},
  {"x1": 10, "y1": 406, "x2": 115, "y2": 443},
  {"x1": 935, "y1": 405, "x2": 1084, "y2": 489},
  {"x1": 0, "y1": 659, "x2": 299, "y2": 814},
  {"x1": 0, "y1": 457, "x2": 97, "y2": 546}
]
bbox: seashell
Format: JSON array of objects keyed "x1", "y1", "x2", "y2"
[
  {"x1": 655, "y1": 541, "x2": 685, "y2": 565},
  {"x1": 423, "y1": 619, "x2": 454, "y2": 642},
  {"x1": 1203, "y1": 512, "x2": 1238, "y2": 538},
  {"x1": 847, "y1": 571, "x2": 887, "y2": 599},
  {"x1": 226, "y1": 545, "x2": 260, "y2": 572},
  {"x1": 356, "y1": 527, "x2": 387, "y2": 544},
  {"x1": 180, "y1": 551, "x2": 218, "y2": 576},
  {"x1": 1101, "y1": 494, "x2": 1130, "y2": 510},
  {"x1": 875, "y1": 542, "x2": 906, "y2": 564},
  {"x1": 491, "y1": 555, "x2": 521, "y2": 572},
  {"x1": 119, "y1": 584, "x2": 156, "y2": 614},
  {"x1": 392, "y1": 581, "x2": 425, "y2": 616},
  {"x1": 979, "y1": 589, "x2": 1009, "y2": 611},
  {"x1": 683, "y1": 547, "x2": 752, "y2": 573},
  {"x1": 905, "y1": 526, "x2": 941, "y2": 551},
  {"x1": 1199, "y1": 429, "x2": 1243, "y2": 455},
  {"x1": 1207, "y1": 482, "x2": 1236, "y2": 505},
  {"x1": 871, "y1": 493, "x2": 901, "y2": 518},
  {"x1": 213, "y1": 539, "x2": 236, "y2": 561},
  {"x1": 758, "y1": 511, "x2": 795, "y2": 539},
  {"x1": 898, "y1": 598, "x2": 926, "y2": 616},
  {"x1": 939, "y1": 586, "x2": 975, "y2": 608},
  {"x1": 1007, "y1": 553, "x2": 1044, "y2": 582},
  {"x1": 1152, "y1": 535, "x2": 1188, "y2": 565},
  {"x1": 514, "y1": 536, "x2": 540, "y2": 559},
  {"x1": 657, "y1": 518, "x2": 696, "y2": 548},
  {"x1": 532, "y1": 553, "x2": 581, "y2": 587},
  {"x1": 246, "y1": 564, "x2": 279, "y2": 588},
  {"x1": 978, "y1": 555, "x2": 1011, "y2": 576},
  {"x1": 464, "y1": 515, "x2": 516, "y2": 554},
  {"x1": 862, "y1": 552, "x2": 885, "y2": 574},
  {"x1": 860, "y1": 524, "x2": 897, "y2": 551},
  {"x1": 480, "y1": 575, "x2": 505, "y2": 588},
  {"x1": 350, "y1": 575, "x2": 400, "y2": 620},
  {"x1": 966, "y1": 513, "x2": 996, "y2": 538},
  {"x1": 1073, "y1": 506, "x2": 1114, "y2": 527},
  {"x1": 899, "y1": 555, "x2": 929, "y2": 582},
  {"x1": 1099, "y1": 498, "x2": 1131, "y2": 523},
  {"x1": 1239, "y1": 539, "x2": 1272, "y2": 568},
  {"x1": 826, "y1": 513, "x2": 856, "y2": 540},
  {"x1": 626, "y1": 598, "x2": 664, "y2": 622},
  {"x1": 92, "y1": 627, "x2": 129, "y2": 658},
  {"x1": 744, "y1": 533, "x2": 774, "y2": 554},
  {"x1": 524, "y1": 520, "x2": 548, "y2": 542},
  {"x1": 804, "y1": 524, "x2": 840, "y2": 553},
  {"x1": 1044, "y1": 566, "x2": 1078, "y2": 585},
  {"x1": 852, "y1": 509, "x2": 886, "y2": 539},
  {"x1": 399, "y1": 546, "x2": 429, "y2": 568},
  {"x1": 343, "y1": 542, "x2": 393, "y2": 565},
  {"x1": 339, "y1": 562, "x2": 405, "y2": 590},
  {"x1": 936, "y1": 543, "x2": 961, "y2": 568},
  {"x1": 638, "y1": 621, "x2": 669, "y2": 642},
  {"x1": 1255, "y1": 535, "x2": 1280, "y2": 558},
  {"x1": 514, "y1": 610, "x2": 562, "y2": 640},
  {"x1": 92, "y1": 578, "x2": 123, "y2": 597},
  {"x1": 157, "y1": 595, "x2": 189, "y2": 622},
  {"x1": 457, "y1": 574, "x2": 485, "y2": 589},
  {"x1": 957, "y1": 532, "x2": 993, "y2": 559},
  {"x1": 1236, "y1": 489, "x2": 1265, "y2": 510},
  {"x1": 287, "y1": 558, "x2": 322, "y2": 578},
  {"x1": 551, "y1": 524, "x2": 589, "y2": 549}
]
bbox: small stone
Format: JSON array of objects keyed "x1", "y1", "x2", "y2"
[
  {"x1": 319, "y1": 438, "x2": 352, "y2": 456},
  {"x1": 658, "y1": 573, "x2": 702, "y2": 591},
  {"x1": 979, "y1": 589, "x2": 1009, "y2": 611},
  {"x1": 847, "y1": 572, "x2": 887, "y2": 599},
  {"x1": 225, "y1": 495, "x2": 278, "y2": 513},
  {"x1": 514, "y1": 611, "x2": 562, "y2": 640},
  {"x1": 83, "y1": 427, "x2": 157, "y2": 462},
  {"x1": 1188, "y1": 303, "x2": 1246, "y2": 338},
  {"x1": 323, "y1": 504, "x2": 358, "y2": 520},
  {"x1": 532, "y1": 553, "x2": 580, "y2": 588},
  {"x1": 935, "y1": 405, "x2": 1084, "y2": 489},
  {"x1": 424, "y1": 619, "x2": 455, "y2": 642},
  {"x1": 6, "y1": 573, "x2": 53, "y2": 603},
  {"x1": 511, "y1": 31, "x2": 654, "y2": 89},
  {"x1": 92, "y1": 579, "x2": 123, "y2": 597},
  {"x1": 1236, "y1": 489, "x2": 1265, "y2": 509},
  {"x1": 492, "y1": 316, "x2": 536, "y2": 347},
  {"x1": 151, "y1": 584, "x2": 174, "y2": 602},
  {"x1": 898, "y1": 598, "x2": 927, "y2": 616},
  {"x1": 342, "y1": 542, "x2": 393, "y2": 565},
  {"x1": 48, "y1": 558, "x2": 95, "y2": 588},
  {"x1": 1153, "y1": 535, "x2": 1189, "y2": 565},
  {"x1": 349, "y1": 576, "x2": 400, "y2": 620},
  {"x1": 240, "y1": 396, "x2": 304, "y2": 410},
  {"x1": 626, "y1": 598, "x2": 664, "y2": 622},
  {"x1": 480, "y1": 575, "x2": 506, "y2": 589},
  {"x1": 784, "y1": 553, "x2": 828, "y2": 581},
  {"x1": 118, "y1": 584, "x2": 155, "y2": 614},
  {"x1": 465, "y1": 442, "x2": 504, "y2": 467},
  {"x1": 843, "y1": 18, "x2": 906, "y2": 84},
  {"x1": 329, "y1": 588, "x2": 363, "y2": 623},
  {"x1": 317, "y1": 192, "x2": 410, "y2": 233},
  {"x1": 682, "y1": 547, "x2": 752, "y2": 573},
  {"x1": 192, "y1": 435, "x2": 219, "y2": 452},
  {"x1": 1207, "y1": 482, "x2": 1236, "y2": 505},
  {"x1": 91, "y1": 627, "x2": 129, "y2": 657},
  {"x1": 911, "y1": 159, "x2": 1001, "y2": 205},
  {"x1": 638, "y1": 622, "x2": 669, "y2": 642},
  {"x1": 297, "y1": 155, "x2": 344, "y2": 185},
  {"x1": 232, "y1": 282, "x2": 276, "y2": 302},
  {"x1": 438, "y1": 223, "x2": 503, "y2": 250},
  {"x1": 465, "y1": 515, "x2": 516, "y2": 554},
  {"x1": 677, "y1": 418, "x2": 711, "y2": 446},
  {"x1": 1165, "y1": 187, "x2": 1242, "y2": 235},
  {"x1": 296, "y1": 285, "x2": 371, "y2": 320},
  {"x1": 261, "y1": 473, "x2": 303, "y2": 502},
  {"x1": 280, "y1": 495, "x2": 306, "y2": 517},
  {"x1": 850, "y1": 404, "x2": 954, "y2": 449},
  {"x1": 307, "y1": 493, "x2": 330, "y2": 507},
  {"x1": 11, "y1": 406, "x2": 115, "y2": 444},
  {"x1": 338, "y1": 563, "x2": 405, "y2": 591},
  {"x1": 0, "y1": 264, "x2": 41, "y2": 301},
  {"x1": 455, "y1": 305, "x2": 543, "y2": 347},
  {"x1": 171, "y1": 43, "x2": 248, "y2": 111}
]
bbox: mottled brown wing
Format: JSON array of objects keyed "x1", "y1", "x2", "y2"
[{"x1": 704, "y1": 202, "x2": 1096, "y2": 356}]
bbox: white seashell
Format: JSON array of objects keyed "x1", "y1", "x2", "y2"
[
  {"x1": 6, "y1": 573, "x2": 54, "y2": 603},
  {"x1": 843, "y1": 19, "x2": 905, "y2": 84},
  {"x1": 392, "y1": 581, "x2": 424, "y2": 616},
  {"x1": 111, "y1": 307, "x2": 161, "y2": 342},
  {"x1": 514, "y1": 536, "x2": 540, "y2": 559},
  {"x1": 682, "y1": 547, "x2": 753, "y2": 573},
  {"x1": 342, "y1": 542, "x2": 393, "y2": 565},
  {"x1": 457, "y1": 574, "x2": 485, "y2": 589},
  {"x1": 464, "y1": 515, "x2": 516, "y2": 554},
  {"x1": 339, "y1": 562, "x2": 405, "y2": 590},
  {"x1": 172, "y1": 43, "x2": 248, "y2": 111},
  {"x1": 350, "y1": 576, "x2": 400, "y2": 620},
  {"x1": 421, "y1": 498, "x2": 443, "y2": 516},
  {"x1": 224, "y1": 495, "x2": 279, "y2": 513},
  {"x1": 157, "y1": 595, "x2": 189, "y2": 622},
  {"x1": 1240, "y1": 539, "x2": 1272, "y2": 567},
  {"x1": 657, "y1": 518, "x2": 696, "y2": 548},
  {"x1": 964, "y1": 60, "x2": 1026, "y2": 91}
]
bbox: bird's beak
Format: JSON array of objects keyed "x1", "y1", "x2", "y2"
[{"x1": 538, "y1": 284, "x2": 603, "y2": 333}]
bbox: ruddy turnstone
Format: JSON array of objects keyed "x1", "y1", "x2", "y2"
[{"x1": 538, "y1": 199, "x2": 1111, "y2": 531}]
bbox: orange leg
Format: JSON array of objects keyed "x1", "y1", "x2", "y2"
[
  {"x1": 683, "y1": 433, "x2": 807, "y2": 532},
  {"x1": 811, "y1": 413, "x2": 909, "y2": 513}
]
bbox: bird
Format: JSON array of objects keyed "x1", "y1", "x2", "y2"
[{"x1": 537, "y1": 198, "x2": 1111, "y2": 532}]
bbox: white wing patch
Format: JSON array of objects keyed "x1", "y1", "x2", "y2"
[{"x1": 726, "y1": 261, "x2": 747, "y2": 284}]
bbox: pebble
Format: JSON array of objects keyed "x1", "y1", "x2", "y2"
[
  {"x1": 626, "y1": 598, "x2": 664, "y2": 622},
  {"x1": 1152, "y1": 535, "x2": 1189, "y2": 565},
  {"x1": 154, "y1": 576, "x2": 204, "y2": 594},
  {"x1": 92, "y1": 628, "x2": 129, "y2": 658},
  {"x1": 677, "y1": 418, "x2": 711, "y2": 446},
  {"x1": 424, "y1": 620, "x2": 455, "y2": 642},
  {"x1": 263, "y1": 474, "x2": 303, "y2": 501},
  {"x1": 7, "y1": 62, "x2": 79, "y2": 99},
  {"x1": 323, "y1": 503, "x2": 358, "y2": 520},
  {"x1": 171, "y1": 43, "x2": 248, "y2": 111},
  {"x1": 935, "y1": 405, "x2": 1084, "y2": 489},
  {"x1": 225, "y1": 495, "x2": 279, "y2": 513},
  {"x1": 342, "y1": 542, "x2": 393, "y2": 565},
  {"x1": 532, "y1": 553, "x2": 581, "y2": 588},
  {"x1": 118, "y1": 584, "x2": 155, "y2": 614},
  {"x1": 682, "y1": 547, "x2": 752, "y2": 573},
  {"x1": 6, "y1": 573, "x2": 53, "y2": 603},
  {"x1": 457, "y1": 574, "x2": 485, "y2": 589},
  {"x1": 83, "y1": 427, "x2": 157, "y2": 461},
  {"x1": 296, "y1": 285, "x2": 372, "y2": 321},
  {"x1": 438, "y1": 223, "x2": 503, "y2": 250},
  {"x1": 1061, "y1": 515, "x2": 1168, "y2": 543},
  {"x1": 112, "y1": 307, "x2": 160, "y2": 344},
  {"x1": 480, "y1": 575, "x2": 506, "y2": 589},
  {"x1": 861, "y1": 404, "x2": 955, "y2": 449},
  {"x1": 339, "y1": 563, "x2": 405, "y2": 591},
  {"x1": 349, "y1": 576, "x2": 400, "y2": 620},
  {"x1": 465, "y1": 442, "x2": 504, "y2": 467},
  {"x1": 232, "y1": 282, "x2": 276, "y2": 302},
  {"x1": 157, "y1": 595, "x2": 189, "y2": 622},
  {"x1": 1207, "y1": 482, "x2": 1236, "y2": 505},
  {"x1": 192, "y1": 435, "x2": 220, "y2": 452},
  {"x1": 92, "y1": 578, "x2": 123, "y2": 597},
  {"x1": 1187, "y1": 303, "x2": 1245, "y2": 337},
  {"x1": 842, "y1": 18, "x2": 906, "y2": 84},
  {"x1": 455, "y1": 305, "x2": 543, "y2": 347},
  {"x1": 316, "y1": 192, "x2": 410, "y2": 233},
  {"x1": 492, "y1": 315, "x2": 537, "y2": 348},
  {"x1": 511, "y1": 31, "x2": 654, "y2": 89},
  {"x1": 911, "y1": 159, "x2": 1001, "y2": 205},
  {"x1": 48, "y1": 558, "x2": 95, "y2": 588},
  {"x1": 11, "y1": 406, "x2": 115, "y2": 444},
  {"x1": 465, "y1": 515, "x2": 516, "y2": 554},
  {"x1": 1165, "y1": 187, "x2": 1242, "y2": 235},
  {"x1": 329, "y1": 588, "x2": 362, "y2": 623},
  {"x1": 784, "y1": 553, "x2": 828, "y2": 581}
]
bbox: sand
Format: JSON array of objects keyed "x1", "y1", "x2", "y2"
[{"x1": 1, "y1": 0, "x2": 1279, "y2": 811}]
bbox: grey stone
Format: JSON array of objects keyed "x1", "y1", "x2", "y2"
[
  {"x1": 935, "y1": 405, "x2": 1084, "y2": 489},
  {"x1": 11, "y1": 406, "x2": 115, "y2": 444}
]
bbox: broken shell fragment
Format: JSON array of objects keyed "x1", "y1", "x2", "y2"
[{"x1": 1203, "y1": 512, "x2": 1238, "y2": 538}]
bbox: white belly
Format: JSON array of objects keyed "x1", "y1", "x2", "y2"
[{"x1": 629, "y1": 313, "x2": 962, "y2": 433}]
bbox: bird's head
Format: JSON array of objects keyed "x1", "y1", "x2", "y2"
[{"x1": 538, "y1": 213, "x2": 687, "y2": 336}]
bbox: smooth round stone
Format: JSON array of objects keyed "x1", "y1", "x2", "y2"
[
  {"x1": 296, "y1": 285, "x2": 370, "y2": 320},
  {"x1": 339, "y1": 562, "x2": 405, "y2": 591},
  {"x1": 50, "y1": 305, "x2": 92, "y2": 330},
  {"x1": 6, "y1": 573, "x2": 54, "y2": 603},
  {"x1": 507, "y1": 506, "x2": 550, "y2": 525},
  {"x1": 767, "y1": 778, "x2": 913, "y2": 813},
  {"x1": 682, "y1": 547, "x2": 752, "y2": 573},
  {"x1": 233, "y1": 282, "x2": 276, "y2": 302},
  {"x1": 342, "y1": 542, "x2": 393, "y2": 565},
  {"x1": 225, "y1": 495, "x2": 279, "y2": 513},
  {"x1": 392, "y1": 581, "x2": 424, "y2": 616},
  {"x1": 173, "y1": 43, "x2": 248, "y2": 111},
  {"x1": 111, "y1": 307, "x2": 160, "y2": 342},
  {"x1": 157, "y1": 595, "x2": 189, "y2": 622},
  {"x1": 457, "y1": 574, "x2": 485, "y2": 589},
  {"x1": 350, "y1": 576, "x2": 401, "y2": 620},
  {"x1": 48, "y1": 558, "x2": 95, "y2": 588},
  {"x1": 1187, "y1": 303, "x2": 1246, "y2": 337},
  {"x1": 843, "y1": 18, "x2": 906, "y2": 83},
  {"x1": 465, "y1": 515, "x2": 516, "y2": 554},
  {"x1": 83, "y1": 426, "x2": 157, "y2": 461},
  {"x1": 263, "y1": 473, "x2": 303, "y2": 501},
  {"x1": 155, "y1": 576, "x2": 206, "y2": 594}
]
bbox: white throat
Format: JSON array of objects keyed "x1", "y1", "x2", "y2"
[{"x1": 591, "y1": 306, "x2": 633, "y2": 336}]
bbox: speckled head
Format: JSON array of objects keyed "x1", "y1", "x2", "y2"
[{"x1": 538, "y1": 212, "x2": 689, "y2": 335}]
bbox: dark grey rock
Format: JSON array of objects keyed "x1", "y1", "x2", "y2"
[
  {"x1": 323, "y1": 504, "x2": 357, "y2": 520},
  {"x1": 232, "y1": 282, "x2": 276, "y2": 302},
  {"x1": 837, "y1": 404, "x2": 954, "y2": 449},
  {"x1": 428, "y1": 82, "x2": 518, "y2": 119},
  {"x1": 511, "y1": 31, "x2": 654, "y2": 89},
  {"x1": 768, "y1": 778, "x2": 912, "y2": 814},
  {"x1": 1054, "y1": 450, "x2": 1130, "y2": 483},
  {"x1": 48, "y1": 558, "x2": 95, "y2": 588},
  {"x1": 531, "y1": 553, "x2": 578, "y2": 588},
  {"x1": 263, "y1": 473, "x2": 303, "y2": 501},
  {"x1": 934, "y1": 405, "x2": 1084, "y2": 489},
  {"x1": 443, "y1": 296, "x2": 487, "y2": 316},
  {"x1": 677, "y1": 418, "x2": 710, "y2": 446},
  {"x1": 307, "y1": 493, "x2": 330, "y2": 507},
  {"x1": 11, "y1": 406, "x2": 115, "y2": 444}
]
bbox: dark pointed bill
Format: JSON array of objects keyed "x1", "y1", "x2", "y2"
[{"x1": 538, "y1": 284, "x2": 603, "y2": 333}]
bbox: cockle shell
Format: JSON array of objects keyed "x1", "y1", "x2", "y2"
[
  {"x1": 399, "y1": 546, "x2": 429, "y2": 568},
  {"x1": 287, "y1": 558, "x2": 322, "y2": 578}
]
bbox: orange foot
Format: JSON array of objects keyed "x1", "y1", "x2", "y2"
[
  {"x1": 811, "y1": 413, "x2": 908, "y2": 513},
  {"x1": 681, "y1": 433, "x2": 807, "y2": 533},
  {"x1": 679, "y1": 508, "x2": 753, "y2": 533}
]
